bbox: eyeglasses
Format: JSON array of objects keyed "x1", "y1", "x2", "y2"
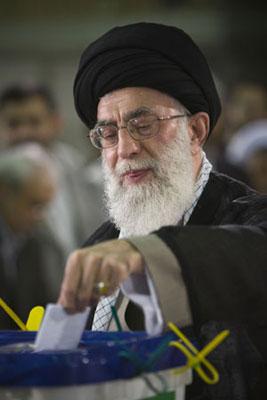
[{"x1": 88, "y1": 113, "x2": 189, "y2": 149}]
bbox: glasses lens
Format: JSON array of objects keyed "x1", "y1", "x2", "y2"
[
  {"x1": 90, "y1": 125, "x2": 118, "y2": 149},
  {"x1": 128, "y1": 115, "x2": 159, "y2": 140}
]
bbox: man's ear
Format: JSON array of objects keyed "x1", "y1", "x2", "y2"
[{"x1": 188, "y1": 112, "x2": 210, "y2": 154}]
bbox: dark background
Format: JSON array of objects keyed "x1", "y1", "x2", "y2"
[{"x1": 1, "y1": 0, "x2": 266, "y2": 159}]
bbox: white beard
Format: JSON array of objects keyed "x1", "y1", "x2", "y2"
[{"x1": 102, "y1": 122, "x2": 195, "y2": 237}]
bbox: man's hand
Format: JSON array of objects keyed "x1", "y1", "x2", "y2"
[{"x1": 58, "y1": 239, "x2": 145, "y2": 312}]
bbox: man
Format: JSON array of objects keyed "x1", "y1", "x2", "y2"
[
  {"x1": 225, "y1": 82, "x2": 267, "y2": 138},
  {"x1": 224, "y1": 119, "x2": 267, "y2": 192},
  {"x1": 0, "y1": 83, "x2": 104, "y2": 257},
  {"x1": 58, "y1": 23, "x2": 267, "y2": 399},
  {"x1": 0, "y1": 84, "x2": 62, "y2": 147},
  {"x1": 0, "y1": 143, "x2": 58, "y2": 328},
  {"x1": 216, "y1": 81, "x2": 267, "y2": 183}
]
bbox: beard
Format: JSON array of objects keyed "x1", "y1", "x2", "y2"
[{"x1": 102, "y1": 122, "x2": 195, "y2": 237}]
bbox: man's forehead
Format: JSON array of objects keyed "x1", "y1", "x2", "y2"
[
  {"x1": 97, "y1": 87, "x2": 181, "y2": 119},
  {"x1": 96, "y1": 106, "x2": 155, "y2": 126}
]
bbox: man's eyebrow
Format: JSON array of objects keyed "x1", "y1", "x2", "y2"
[
  {"x1": 124, "y1": 107, "x2": 152, "y2": 121},
  {"x1": 95, "y1": 107, "x2": 153, "y2": 127},
  {"x1": 95, "y1": 118, "x2": 115, "y2": 127}
]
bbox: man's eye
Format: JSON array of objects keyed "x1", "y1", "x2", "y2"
[
  {"x1": 137, "y1": 123, "x2": 151, "y2": 130},
  {"x1": 101, "y1": 129, "x2": 117, "y2": 139},
  {"x1": 103, "y1": 131, "x2": 116, "y2": 138},
  {"x1": 131, "y1": 115, "x2": 155, "y2": 128},
  {"x1": 136, "y1": 122, "x2": 151, "y2": 128},
  {"x1": 135, "y1": 121, "x2": 153, "y2": 135},
  {"x1": 8, "y1": 119, "x2": 20, "y2": 129},
  {"x1": 97, "y1": 126, "x2": 117, "y2": 141}
]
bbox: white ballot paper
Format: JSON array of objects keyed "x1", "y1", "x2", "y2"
[{"x1": 34, "y1": 304, "x2": 90, "y2": 351}]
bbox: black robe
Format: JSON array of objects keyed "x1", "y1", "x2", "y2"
[{"x1": 84, "y1": 171, "x2": 267, "y2": 400}]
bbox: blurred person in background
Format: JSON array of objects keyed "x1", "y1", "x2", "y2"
[
  {"x1": 216, "y1": 81, "x2": 267, "y2": 184},
  {"x1": 224, "y1": 119, "x2": 267, "y2": 192},
  {"x1": 0, "y1": 83, "x2": 105, "y2": 260},
  {"x1": 247, "y1": 148, "x2": 267, "y2": 193},
  {"x1": 0, "y1": 143, "x2": 59, "y2": 328},
  {"x1": 224, "y1": 82, "x2": 267, "y2": 137},
  {"x1": 0, "y1": 84, "x2": 63, "y2": 148}
]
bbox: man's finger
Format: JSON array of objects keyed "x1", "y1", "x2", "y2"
[
  {"x1": 57, "y1": 251, "x2": 83, "y2": 311},
  {"x1": 77, "y1": 252, "x2": 102, "y2": 305}
]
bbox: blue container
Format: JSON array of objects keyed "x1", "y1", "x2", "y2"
[{"x1": 0, "y1": 330, "x2": 193, "y2": 387}]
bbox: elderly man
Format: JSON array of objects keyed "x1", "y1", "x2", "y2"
[
  {"x1": 58, "y1": 23, "x2": 267, "y2": 399},
  {"x1": 0, "y1": 143, "x2": 57, "y2": 327}
]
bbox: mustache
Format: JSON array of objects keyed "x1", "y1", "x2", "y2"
[{"x1": 114, "y1": 159, "x2": 158, "y2": 176}]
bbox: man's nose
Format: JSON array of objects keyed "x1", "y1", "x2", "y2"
[{"x1": 117, "y1": 128, "x2": 141, "y2": 159}]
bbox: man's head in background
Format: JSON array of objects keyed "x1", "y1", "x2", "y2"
[
  {"x1": 225, "y1": 82, "x2": 267, "y2": 137},
  {"x1": 224, "y1": 119, "x2": 267, "y2": 193},
  {"x1": 0, "y1": 84, "x2": 63, "y2": 148},
  {"x1": 0, "y1": 143, "x2": 57, "y2": 234},
  {"x1": 73, "y1": 22, "x2": 221, "y2": 235}
]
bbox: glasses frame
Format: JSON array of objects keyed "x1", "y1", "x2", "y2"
[{"x1": 88, "y1": 113, "x2": 189, "y2": 150}]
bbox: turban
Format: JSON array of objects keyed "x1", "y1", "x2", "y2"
[{"x1": 74, "y1": 22, "x2": 221, "y2": 134}]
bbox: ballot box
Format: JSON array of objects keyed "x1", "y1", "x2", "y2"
[{"x1": 0, "y1": 330, "x2": 192, "y2": 400}]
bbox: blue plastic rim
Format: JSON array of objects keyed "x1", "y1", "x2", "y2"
[{"x1": 0, "y1": 330, "x2": 191, "y2": 387}]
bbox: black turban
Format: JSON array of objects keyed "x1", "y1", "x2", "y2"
[{"x1": 74, "y1": 22, "x2": 221, "y2": 134}]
